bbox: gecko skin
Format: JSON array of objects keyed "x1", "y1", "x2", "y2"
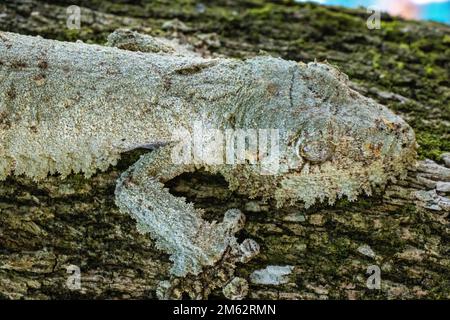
[{"x1": 0, "y1": 31, "x2": 417, "y2": 298}]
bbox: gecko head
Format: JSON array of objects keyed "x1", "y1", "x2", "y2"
[{"x1": 269, "y1": 62, "x2": 418, "y2": 208}]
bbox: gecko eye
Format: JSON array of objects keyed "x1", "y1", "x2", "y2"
[{"x1": 296, "y1": 139, "x2": 334, "y2": 163}]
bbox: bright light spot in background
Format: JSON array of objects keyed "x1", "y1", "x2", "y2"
[
  {"x1": 378, "y1": 0, "x2": 419, "y2": 20},
  {"x1": 411, "y1": 0, "x2": 447, "y2": 4},
  {"x1": 295, "y1": 0, "x2": 450, "y2": 23}
]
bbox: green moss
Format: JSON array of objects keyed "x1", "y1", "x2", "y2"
[
  {"x1": 425, "y1": 65, "x2": 435, "y2": 76},
  {"x1": 59, "y1": 27, "x2": 95, "y2": 42},
  {"x1": 62, "y1": 28, "x2": 81, "y2": 41},
  {"x1": 416, "y1": 132, "x2": 450, "y2": 160},
  {"x1": 443, "y1": 34, "x2": 450, "y2": 44},
  {"x1": 371, "y1": 51, "x2": 381, "y2": 69},
  {"x1": 246, "y1": 3, "x2": 276, "y2": 18}
]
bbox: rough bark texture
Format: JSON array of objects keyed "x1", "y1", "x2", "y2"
[{"x1": 0, "y1": 0, "x2": 449, "y2": 299}]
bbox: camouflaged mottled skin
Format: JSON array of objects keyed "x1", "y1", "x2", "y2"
[{"x1": 0, "y1": 31, "x2": 417, "y2": 287}]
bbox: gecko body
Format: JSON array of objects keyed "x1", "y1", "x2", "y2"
[{"x1": 0, "y1": 31, "x2": 417, "y2": 299}]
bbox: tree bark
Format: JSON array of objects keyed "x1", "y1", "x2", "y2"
[{"x1": 0, "y1": 0, "x2": 449, "y2": 299}]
